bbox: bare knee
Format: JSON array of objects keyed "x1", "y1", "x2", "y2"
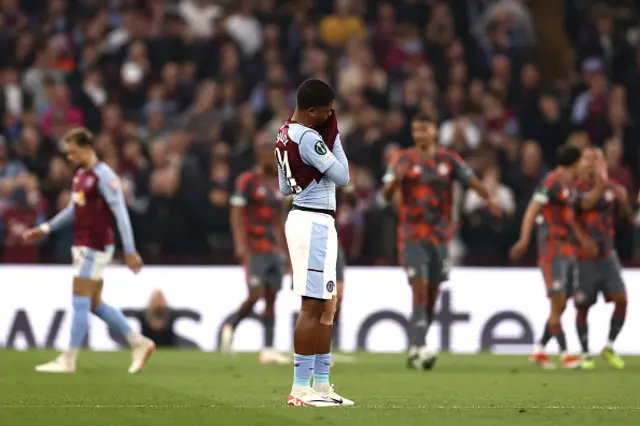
[
  {"x1": 320, "y1": 297, "x2": 338, "y2": 325},
  {"x1": 548, "y1": 295, "x2": 567, "y2": 323}
]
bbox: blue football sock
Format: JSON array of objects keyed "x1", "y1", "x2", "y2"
[
  {"x1": 293, "y1": 354, "x2": 315, "y2": 387},
  {"x1": 70, "y1": 295, "x2": 91, "y2": 348},
  {"x1": 314, "y1": 353, "x2": 331, "y2": 384},
  {"x1": 93, "y1": 302, "x2": 133, "y2": 336}
]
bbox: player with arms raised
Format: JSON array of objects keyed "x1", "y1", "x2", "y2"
[
  {"x1": 221, "y1": 135, "x2": 289, "y2": 365},
  {"x1": 382, "y1": 115, "x2": 496, "y2": 370},
  {"x1": 572, "y1": 147, "x2": 629, "y2": 369},
  {"x1": 276, "y1": 79, "x2": 353, "y2": 407},
  {"x1": 22, "y1": 128, "x2": 154, "y2": 373},
  {"x1": 511, "y1": 144, "x2": 595, "y2": 369}
]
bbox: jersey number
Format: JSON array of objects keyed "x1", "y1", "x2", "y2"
[{"x1": 275, "y1": 148, "x2": 302, "y2": 194}]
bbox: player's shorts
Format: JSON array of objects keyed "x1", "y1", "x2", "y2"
[
  {"x1": 246, "y1": 252, "x2": 285, "y2": 291},
  {"x1": 539, "y1": 256, "x2": 577, "y2": 298},
  {"x1": 286, "y1": 207, "x2": 338, "y2": 300},
  {"x1": 336, "y1": 245, "x2": 346, "y2": 282},
  {"x1": 403, "y1": 240, "x2": 450, "y2": 285},
  {"x1": 575, "y1": 253, "x2": 626, "y2": 307},
  {"x1": 71, "y1": 245, "x2": 114, "y2": 280}
]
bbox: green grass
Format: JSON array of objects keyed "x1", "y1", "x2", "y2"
[{"x1": 0, "y1": 351, "x2": 638, "y2": 425}]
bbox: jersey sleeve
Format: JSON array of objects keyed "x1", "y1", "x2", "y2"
[
  {"x1": 95, "y1": 164, "x2": 137, "y2": 254},
  {"x1": 49, "y1": 197, "x2": 75, "y2": 231},
  {"x1": 298, "y1": 130, "x2": 337, "y2": 173},
  {"x1": 230, "y1": 173, "x2": 251, "y2": 207},
  {"x1": 382, "y1": 151, "x2": 408, "y2": 184},
  {"x1": 449, "y1": 151, "x2": 476, "y2": 185},
  {"x1": 533, "y1": 175, "x2": 561, "y2": 205}
]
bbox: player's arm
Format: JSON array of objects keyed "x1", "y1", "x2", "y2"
[
  {"x1": 509, "y1": 189, "x2": 544, "y2": 260},
  {"x1": 381, "y1": 151, "x2": 407, "y2": 200},
  {"x1": 299, "y1": 131, "x2": 349, "y2": 186},
  {"x1": 610, "y1": 183, "x2": 634, "y2": 219},
  {"x1": 96, "y1": 167, "x2": 137, "y2": 255},
  {"x1": 277, "y1": 163, "x2": 294, "y2": 196},
  {"x1": 229, "y1": 175, "x2": 249, "y2": 260},
  {"x1": 578, "y1": 177, "x2": 607, "y2": 210},
  {"x1": 450, "y1": 152, "x2": 489, "y2": 199},
  {"x1": 40, "y1": 198, "x2": 75, "y2": 234}
]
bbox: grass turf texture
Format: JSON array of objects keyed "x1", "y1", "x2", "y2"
[{"x1": 0, "y1": 351, "x2": 638, "y2": 426}]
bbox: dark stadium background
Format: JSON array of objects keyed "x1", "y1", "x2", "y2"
[{"x1": 0, "y1": 0, "x2": 638, "y2": 267}]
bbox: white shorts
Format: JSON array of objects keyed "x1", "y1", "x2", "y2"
[
  {"x1": 71, "y1": 245, "x2": 114, "y2": 280},
  {"x1": 285, "y1": 209, "x2": 338, "y2": 300}
]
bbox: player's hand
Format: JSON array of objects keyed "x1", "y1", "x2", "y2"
[
  {"x1": 22, "y1": 227, "x2": 46, "y2": 245},
  {"x1": 636, "y1": 189, "x2": 640, "y2": 205},
  {"x1": 595, "y1": 159, "x2": 608, "y2": 183},
  {"x1": 125, "y1": 252, "x2": 144, "y2": 274},
  {"x1": 581, "y1": 238, "x2": 598, "y2": 258},
  {"x1": 612, "y1": 184, "x2": 628, "y2": 204},
  {"x1": 509, "y1": 239, "x2": 529, "y2": 260},
  {"x1": 487, "y1": 197, "x2": 502, "y2": 216}
]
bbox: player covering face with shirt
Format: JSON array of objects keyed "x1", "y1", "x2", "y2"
[{"x1": 275, "y1": 79, "x2": 354, "y2": 407}]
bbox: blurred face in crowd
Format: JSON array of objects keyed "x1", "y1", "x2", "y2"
[
  {"x1": 411, "y1": 119, "x2": 437, "y2": 149},
  {"x1": 255, "y1": 137, "x2": 275, "y2": 173},
  {"x1": 603, "y1": 138, "x2": 623, "y2": 166}
]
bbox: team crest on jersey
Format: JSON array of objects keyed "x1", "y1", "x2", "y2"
[
  {"x1": 561, "y1": 189, "x2": 569, "y2": 200},
  {"x1": 314, "y1": 141, "x2": 328, "y2": 155},
  {"x1": 73, "y1": 191, "x2": 86, "y2": 206},
  {"x1": 411, "y1": 165, "x2": 421, "y2": 175},
  {"x1": 256, "y1": 186, "x2": 266, "y2": 197},
  {"x1": 326, "y1": 280, "x2": 335, "y2": 293},
  {"x1": 85, "y1": 176, "x2": 94, "y2": 188},
  {"x1": 437, "y1": 163, "x2": 450, "y2": 176}
]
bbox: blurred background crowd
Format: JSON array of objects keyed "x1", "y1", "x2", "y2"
[{"x1": 0, "y1": 0, "x2": 639, "y2": 267}]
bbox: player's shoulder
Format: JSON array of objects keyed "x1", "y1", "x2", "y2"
[
  {"x1": 93, "y1": 162, "x2": 119, "y2": 180},
  {"x1": 436, "y1": 146, "x2": 462, "y2": 162},
  {"x1": 396, "y1": 147, "x2": 418, "y2": 162},
  {"x1": 287, "y1": 123, "x2": 321, "y2": 145},
  {"x1": 542, "y1": 169, "x2": 560, "y2": 186},
  {"x1": 236, "y1": 169, "x2": 257, "y2": 187}
]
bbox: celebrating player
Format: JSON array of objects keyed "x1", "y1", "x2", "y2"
[
  {"x1": 275, "y1": 79, "x2": 354, "y2": 407},
  {"x1": 572, "y1": 147, "x2": 629, "y2": 369},
  {"x1": 382, "y1": 115, "x2": 497, "y2": 370},
  {"x1": 221, "y1": 134, "x2": 289, "y2": 365},
  {"x1": 22, "y1": 128, "x2": 154, "y2": 373},
  {"x1": 511, "y1": 144, "x2": 595, "y2": 369}
]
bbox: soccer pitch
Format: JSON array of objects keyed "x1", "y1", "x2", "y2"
[{"x1": 0, "y1": 351, "x2": 638, "y2": 425}]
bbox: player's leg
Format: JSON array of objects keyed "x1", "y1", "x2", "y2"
[
  {"x1": 574, "y1": 260, "x2": 598, "y2": 369},
  {"x1": 403, "y1": 242, "x2": 429, "y2": 369},
  {"x1": 420, "y1": 243, "x2": 450, "y2": 370},
  {"x1": 286, "y1": 211, "x2": 342, "y2": 407},
  {"x1": 331, "y1": 246, "x2": 345, "y2": 351},
  {"x1": 91, "y1": 279, "x2": 155, "y2": 373},
  {"x1": 36, "y1": 247, "x2": 98, "y2": 373},
  {"x1": 259, "y1": 256, "x2": 289, "y2": 364},
  {"x1": 221, "y1": 256, "x2": 264, "y2": 356},
  {"x1": 601, "y1": 255, "x2": 627, "y2": 369}
]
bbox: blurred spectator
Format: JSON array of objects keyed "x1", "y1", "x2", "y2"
[
  {"x1": 0, "y1": 0, "x2": 637, "y2": 266},
  {"x1": 138, "y1": 290, "x2": 177, "y2": 348}
]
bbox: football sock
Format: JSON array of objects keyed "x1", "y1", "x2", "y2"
[
  {"x1": 550, "y1": 323, "x2": 567, "y2": 352},
  {"x1": 313, "y1": 353, "x2": 331, "y2": 385},
  {"x1": 70, "y1": 295, "x2": 91, "y2": 348},
  {"x1": 538, "y1": 323, "x2": 552, "y2": 348},
  {"x1": 263, "y1": 314, "x2": 275, "y2": 348},
  {"x1": 410, "y1": 306, "x2": 427, "y2": 347},
  {"x1": 576, "y1": 322, "x2": 589, "y2": 354},
  {"x1": 93, "y1": 302, "x2": 133, "y2": 337},
  {"x1": 608, "y1": 315, "x2": 625, "y2": 346},
  {"x1": 293, "y1": 354, "x2": 315, "y2": 387}
]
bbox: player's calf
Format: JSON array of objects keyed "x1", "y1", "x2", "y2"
[
  {"x1": 575, "y1": 306, "x2": 593, "y2": 367},
  {"x1": 221, "y1": 290, "x2": 262, "y2": 356},
  {"x1": 602, "y1": 292, "x2": 627, "y2": 369},
  {"x1": 407, "y1": 279, "x2": 428, "y2": 369}
]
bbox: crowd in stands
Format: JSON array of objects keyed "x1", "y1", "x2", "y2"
[{"x1": 0, "y1": 0, "x2": 639, "y2": 266}]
